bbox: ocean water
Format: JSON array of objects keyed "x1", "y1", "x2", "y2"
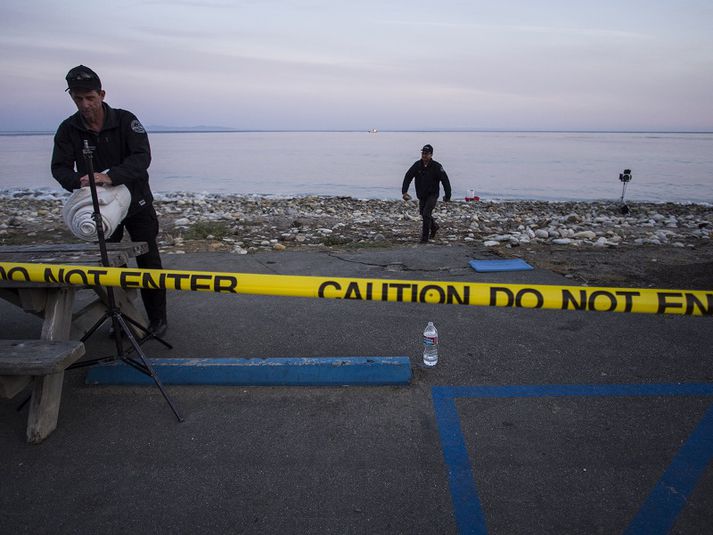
[{"x1": 1, "y1": 131, "x2": 711, "y2": 203}]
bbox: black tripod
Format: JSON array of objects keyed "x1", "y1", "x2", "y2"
[
  {"x1": 69, "y1": 140, "x2": 183, "y2": 422},
  {"x1": 618, "y1": 168, "x2": 632, "y2": 215}
]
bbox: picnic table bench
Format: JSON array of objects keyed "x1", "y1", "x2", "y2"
[
  {"x1": 0, "y1": 339, "x2": 85, "y2": 443},
  {"x1": 1, "y1": 242, "x2": 149, "y2": 442}
]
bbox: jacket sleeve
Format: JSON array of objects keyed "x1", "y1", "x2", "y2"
[
  {"x1": 440, "y1": 165, "x2": 452, "y2": 201},
  {"x1": 51, "y1": 123, "x2": 81, "y2": 192},
  {"x1": 402, "y1": 162, "x2": 417, "y2": 194},
  {"x1": 106, "y1": 113, "x2": 151, "y2": 186}
]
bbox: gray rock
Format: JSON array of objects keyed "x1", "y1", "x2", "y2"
[{"x1": 573, "y1": 230, "x2": 597, "y2": 240}]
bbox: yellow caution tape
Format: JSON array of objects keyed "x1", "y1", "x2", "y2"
[{"x1": 1, "y1": 261, "x2": 711, "y2": 316}]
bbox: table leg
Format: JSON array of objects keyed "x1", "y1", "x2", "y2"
[
  {"x1": 26, "y1": 371, "x2": 65, "y2": 444},
  {"x1": 23, "y1": 287, "x2": 76, "y2": 442},
  {"x1": 41, "y1": 287, "x2": 76, "y2": 341}
]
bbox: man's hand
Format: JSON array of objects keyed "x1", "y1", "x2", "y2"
[
  {"x1": 80, "y1": 172, "x2": 113, "y2": 187},
  {"x1": 402, "y1": 193, "x2": 412, "y2": 201}
]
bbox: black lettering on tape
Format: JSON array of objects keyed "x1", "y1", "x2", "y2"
[
  {"x1": 2, "y1": 261, "x2": 710, "y2": 317},
  {"x1": 318, "y1": 280, "x2": 341, "y2": 298},
  {"x1": 588, "y1": 290, "x2": 617, "y2": 312},
  {"x1": 166, "y1": 273, "x2": 190, "y2": 290},
  {"x1": 190, "y1": 274, "x2": 212, "y2": 292},
  {"x1": 214, "y1": 275, "x2": 238, "y2": 293},
  {"x1": 447, "y1": 285, "x2": 470, "y2": 305},
  {"x1": 381, "y1": 283, "x2": 389, "y2": 301},
  {"x1": 515, "y1": 288, "x2": 544, "y2": 309},
  {"x1": 1, "y1": 265, "x2": 31, "y2": 282},
  {"x1": 685, "y1": 293, "x2": 713, "y2": 316},
  {"x1": 657, "y1": 292, "x2": 684, "y2": 314},
  {"x1": 491, "y1": 287, "x2": 514, "y2": 307},
  {"x1": 44, "y1": 267, "x2": 62, "y2": 284},
  {"x1": 344, "y1": 281, "x2": 363, "y2": 300},
  {"x1": 616, "y1": 291, "x2": 640, "y2": 313},
  {"x1": 562, "y1": 289, "x2": 586, "y2": 311},
  {"x1": 142, "y1": 272, "x2": 164, "y2": 290},
  {"x1": 419, "y1": 284, "x2": 446, "y2": 304},
  {"x1": 86, "y1": 268, "x2": 108, "y2": 286},
  {"x1": 391, "y1": 283, "x2": 410, "y2": 302},
  {"x1": 65, "y1": 269, "x2": 89, "y2": 286},
  {"x1": 564, "y1": 289, "x2": 640, "y2": 312},
  {"x1": 120, "y1": 271, "x2": 142, "y2": 289}
]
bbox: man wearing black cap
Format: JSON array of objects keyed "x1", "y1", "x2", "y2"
[
  {"x1": 51, "y1": 65, "x2": 167, "y2": 336},
  {"x1": 402, "y1": 144, "x2": 452, "y2": 243}
]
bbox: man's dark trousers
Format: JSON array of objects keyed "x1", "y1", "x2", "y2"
[
  {"x1": 419, "y1": 195, "x2": 439, "y2": 241},
  {"x1": 108, "y1": 204, "x2": 166, "y2": 323}
]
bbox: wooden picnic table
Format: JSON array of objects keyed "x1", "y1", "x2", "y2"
[
  {"x1": 0, "y1": 242, "x2": 147, "y2": 267},
  {"x1": 0, "y1": 242, "x2": 149, "y2": 338},
  {"x1": 0, "y1": 242, "x2": 149, "y2": 442}
]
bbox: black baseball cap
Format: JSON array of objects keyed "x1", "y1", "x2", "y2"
[
  {"x1": 421, "y1": 144, "x2": 433, "y2": 153},
  {"x1": 65, "y1": 65, "x2": 101, "y2": 92}
]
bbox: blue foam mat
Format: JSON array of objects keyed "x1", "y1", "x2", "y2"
[{"x1": 469, "y1": 258, "x2": 533, "y2": 272}]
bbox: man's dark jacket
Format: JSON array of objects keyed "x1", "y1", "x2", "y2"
[
  {"x1": 402, "y1": 159, "x2": 452, "y2": 200},
  {"x1": 51, "y1": 103, "x2": 153, "y2": 216}
]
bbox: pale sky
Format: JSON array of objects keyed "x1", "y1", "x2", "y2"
[{"x1": 1, "y1": 0, "x2": 712, "y2": 132}]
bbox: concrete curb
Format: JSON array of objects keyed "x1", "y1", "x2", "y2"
[{"x1": 85, "y1": 356, "x2": 412, "y2": 386}]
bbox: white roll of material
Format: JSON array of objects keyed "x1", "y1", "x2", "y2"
[{"x1": 62, "y1": 185, "x2": 131, "y2": 241}]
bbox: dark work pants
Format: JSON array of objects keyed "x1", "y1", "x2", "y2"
[
  {"x1": 418, "y1": 195, "x2": 439, "y2": 240},
  {"x1": 108, "y1": 203, "x2": 166, "y2": 323}
]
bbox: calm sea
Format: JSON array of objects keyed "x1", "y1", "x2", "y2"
[{"x1": 1, "y1": 131, "x2": 711, "y2": 203}]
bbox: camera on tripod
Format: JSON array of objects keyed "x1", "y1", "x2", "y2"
[{"x1": 618, "y1": 168, "x2": 632, "y2": 215}]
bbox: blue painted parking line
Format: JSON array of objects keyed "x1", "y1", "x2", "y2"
[
  {"x1": 432, "y1": 383, "x2": 713, "y2": 535},
  {"x1": 625, "y1": 403, "x2": 713, "y2": 535}
]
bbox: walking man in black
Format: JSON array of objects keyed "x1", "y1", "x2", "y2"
[
  {"x1": 51, "y1": 65, "x2": 167, "y2": 336},
  {"x1": 402, "y1": 144, "x2": 452, "y2": 243}
]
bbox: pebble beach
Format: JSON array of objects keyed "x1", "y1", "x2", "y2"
[{"x1": 0, "y1": 191, "x2": 710, "y2": 254}]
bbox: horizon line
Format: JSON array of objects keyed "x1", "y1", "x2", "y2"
[{"x1": 2, "y1": 128, "x2": 712, "y2": 136}]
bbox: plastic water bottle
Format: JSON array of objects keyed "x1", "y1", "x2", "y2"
[{"x1": 423, "y1": 322, "x2": 439, "y2": 367}]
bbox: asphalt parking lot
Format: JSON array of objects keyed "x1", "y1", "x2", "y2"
[{"x1": 2, "y1": 244, "x2": 712, "y2": 534}]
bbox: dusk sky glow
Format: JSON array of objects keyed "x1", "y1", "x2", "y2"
[{"x1": 1, "y1": 0, "x2": 712, "y2": 132}]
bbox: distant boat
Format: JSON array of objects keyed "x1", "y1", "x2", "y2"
[{"x1": 368, "y1": 129, "x2": 378, "y2": 133}]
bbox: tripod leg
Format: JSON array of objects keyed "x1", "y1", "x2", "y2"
[
  {"x1": 122, "y1": 314, "x2": 173, "y2": 349},
  {"x1": 80, "y1": 311, "x2": 111, "y2": 343},
  {"x1": 116, "y1": 314, "x2": 183, "y2": 422}
]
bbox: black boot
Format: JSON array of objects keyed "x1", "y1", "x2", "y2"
[
  {"x1": 420, "y1": 220, "x2": 430, "y2": 243},
  {"x1": 430, "y1": 222, "x2": 439, "y2": 238}
]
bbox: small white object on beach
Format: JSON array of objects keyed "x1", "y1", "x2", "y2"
[{"x1": 573, "y1": 231, "x2": 597, "y2": 240}]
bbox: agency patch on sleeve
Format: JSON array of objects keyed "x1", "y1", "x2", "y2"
[{"x1": 131, "y1": 119, "x2": 146, "y2": 134}]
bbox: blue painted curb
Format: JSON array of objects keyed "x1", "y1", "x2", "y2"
[{"x1": 85, "y1": 356, "x2": 412, "y2": 386}]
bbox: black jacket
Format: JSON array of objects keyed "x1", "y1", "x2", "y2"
[
  {"x1": 402, "y1": 159, "x2": 452, "y2": 201},
  {"x1": 51, "y1": 103, "x2": 153, "y2": 216}
]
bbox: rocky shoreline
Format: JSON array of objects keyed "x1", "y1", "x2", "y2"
[
  {"x1": 1, "y1": 192, "x2": 710, "y2": 254},
  {"x1": 2, "y1": 192, "x2": 712, "y2": 289}
]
